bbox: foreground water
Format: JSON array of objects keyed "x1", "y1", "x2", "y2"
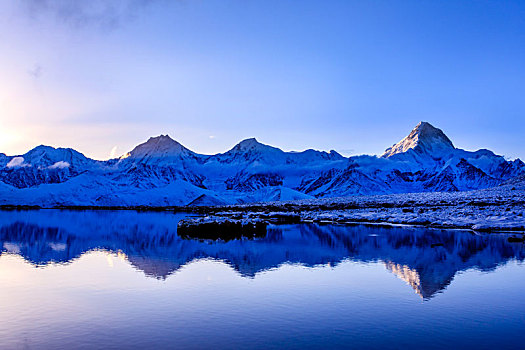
[{"x1": 0, "y1": 210, "x2": 524, "y2": 349}]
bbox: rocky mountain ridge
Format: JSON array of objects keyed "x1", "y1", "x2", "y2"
[{"x1": 0, "y1": 121, "x2": 523, "y2": 206}]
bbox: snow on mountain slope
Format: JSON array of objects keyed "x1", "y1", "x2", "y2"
[
  {"x1": 382, "y1": 121, "x2": 455, "y2": 159},
  {"x1": 114, "y1": 135, "x2": 206, "y2": 189},
  {"x1": 298, "y1": 160, "x2": 390, "y2": 197},
  {"x1": 502, "y1": 174, "x2": 525, "y2": 190},
  {"x1": 21, "y1": 145, "x2": 96, "y2": 168},
  {"x1": 206, "y1": 138, "x2": 286, "y2": 173},
  {"x1": 199, "y1": 138, "x2": 348, "y2": 192},
  {"x1": 209, "y1": 138, "x2": 345, "y2": 169},
  {"x1": 0, "y1": 123, "x2": 523, "y2": 207},
  {"x1": 221, "y1": 138, "x2": 282, "y2": 161},
  {"x1": 0, "y1": 146, "x2": 100, "y2": 189},
  {"x1": 0, "y1": 153, "x2": 9, "y2": 168},
  {"x1": 120, "y1": 135, "x2": 199, "y2": 165},
  {"x1": 0, "y1": 172, "x2": 211, "y2": 207},
  {"x1": 348, "y1": 122, "x2": 524, "y2": 194}
]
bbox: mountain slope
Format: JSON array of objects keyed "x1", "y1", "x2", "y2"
[
  {"x1": 383, "y1": 121, "x2": 455, "y2": 159},
  {"x1": 120, "y1": 135, "x2": 199, "y2": 165},
  {"x1": 0, "y1": 122, "x2": 523, "y2": 206},
  {"x1": 0, "y1": 146, "x2": 99, "y2": 189}
]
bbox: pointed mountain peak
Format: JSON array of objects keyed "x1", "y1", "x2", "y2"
[
  {"x1": 216, "y1": 137, "x2": 284, "y2": 163},
  {"x1": 125, "y1": 134, "x2": 193, "y2": 161},
  {"x1": 30, "y1": 145, "x2": 56, "y2": 152},
  {"x1": 233, "y1": 138, "x2": 272, "y2": 152},
  {"x1": 238, "y1": 137, "x2": 258, "y2": 146},
  {"x1": 382, "y1": 121, "x2": 455, "y2": 158},
  {"x1": 146, "y1": 134, "x2": 179, "y2": 146}
]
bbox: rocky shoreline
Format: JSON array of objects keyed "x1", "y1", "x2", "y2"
[{"x1": 2, "y1": 185, "x2": 525, "y2": 233}]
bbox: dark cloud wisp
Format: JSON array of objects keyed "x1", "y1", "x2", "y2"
[
  {"x1": 27, "y1": 64, "x2": 43, "y2": 79},
  {"x1": 21, "y1": 0, "x2": 162, "y2": 30}
]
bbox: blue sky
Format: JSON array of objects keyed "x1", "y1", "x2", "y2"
[{"x1": 0, "y1": 0, "x2": 524, "y2": 160}]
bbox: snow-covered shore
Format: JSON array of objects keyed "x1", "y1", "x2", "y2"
[{"x1": 198, "y1": 184, "x2": 525, "y2": 232}]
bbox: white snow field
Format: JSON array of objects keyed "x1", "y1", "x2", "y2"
[{"x1": 209, "y1": 180, "x2": 525, "y2": 231}]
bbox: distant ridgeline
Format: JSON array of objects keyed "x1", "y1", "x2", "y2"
[{"x1": 0, "y1": 122, "x2": 523, "y2": 207}]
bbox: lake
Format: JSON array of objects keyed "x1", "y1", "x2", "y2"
[{"x1": 0, "y1": 210, "x2": 524, "y2": 349}]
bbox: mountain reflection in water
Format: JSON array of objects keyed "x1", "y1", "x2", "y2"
[{"x1": 0, "y1": 210, "x2": 523, "y2": 299}]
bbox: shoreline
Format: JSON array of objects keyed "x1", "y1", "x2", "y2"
[{"x1": 2, "y1": 186, "x2": 524, "y2": 233}]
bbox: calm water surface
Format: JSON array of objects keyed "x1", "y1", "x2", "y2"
[{"x1": 0, "y1": 210, "x2": 524, "y2": 349}]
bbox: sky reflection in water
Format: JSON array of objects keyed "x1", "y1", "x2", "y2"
[{"x1": 0, "y1": 210, "x2": 524, "y2": 350}]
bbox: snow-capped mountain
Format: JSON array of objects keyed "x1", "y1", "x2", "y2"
[
  {"x1": 0, "y1": 146, "x2": 100, "y2": 189},
  {"x1": 382, "y1": 121, "x2": 455, "y2": 159},
  {"x1": 113, "y1": 135, "x2": 206, "y2": 190},
  {"x1": 0, "y1": 122, "x2": 523, "y2": 207},
  {"x1": 121, "y1": 135, "x2": 199, "y2": 165}
]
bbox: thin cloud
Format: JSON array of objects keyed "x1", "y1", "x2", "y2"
[
  {"x1": 6, "y1": 157, "x2": 31, "y2": 168},
  {"x1": 49, "y1": 161, "x2": 70, "y2": 169},
  {"x1": 21, "y1": 0, "x2": 162, "y2": 30},
  {"x1": 28, "y1": 64, "x2": 43, "y2": 79},
  {"x1": 110, "y1": 146, "x2": 119, "y2": 158}
]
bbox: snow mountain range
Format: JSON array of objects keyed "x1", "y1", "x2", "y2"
[{"x1": 0, "y1": 122, "x2": 523, "y2": 207}]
